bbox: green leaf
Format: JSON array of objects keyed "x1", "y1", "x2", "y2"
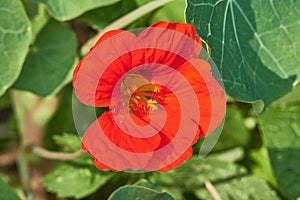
[
  {"x1": 0, "y1": 91, "x2": 11, "y2": 110},
  {"x1": 134, "y1": 179, "x2": 163, "y2": 191},
  {"x1": 51, "y1": 133, "x2": 92, "y2": 165},
  {"x1": 0, "y1": 178, "x2": 20, "y2": 200},
  {"x1": 108, "y1": 185, "x2": 175, "y2": 200},
  {"x1": 134, "y1": 179, "x2": 182, "y2": 200},
  {"x1": 22, "y1": 0, "x2": 49, "y2": 42},
  {"x1": 149, "y1": 0, "x2": 186, "y2": 23},
  {"x1": 209, "y1": 147, "x2": 244, "y2": 163},
  {"x1": 80, "y1": 0, "x2": 138, "y2": 31},
  {"x1": 259, "y1": 105, "x2": 300, "y2": 199},
  {"x1": 249, "y1": 147, "x2": 277, "y2": 187},
  {"x1": 53, "y1": 133, "x2": 81, "y2": 152},
  {"x1": 213, "y1": 105, "x2": 251, "y2": 151},
  {"x1": 274, "y1": 84, "x2": 300, "y2": 106},
  {"x1": 13, "y1": 20, "x2": 77, "y2": 96},
  {"x1": 152, "y1": 156, "x2": 279, "y2": 200},
  {"x1": 135, "y1": 0, "x2": 185, "y2": 23},
  {"x1": 42, "y1": 163, "x2": 112, "y2": 199},
  {"x1": 185, "y1": 0, "x2": 297, "y2": 109},
  {"x1": 195, "y1": 175, "x2": 279, "y2": 200},
  {"x1": 0, "y1": 0, "x2": 31, "y2": 96},
  {"x1": 249, "y1": 1, "x2": 300, "y2": 81},
  {"x1": 35, "y1": 0, "x2": 120, "y2": 21}
]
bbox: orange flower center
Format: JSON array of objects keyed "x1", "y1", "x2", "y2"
[{"x1": 120, "y1": 74, "x2": 165, "y2": 118}]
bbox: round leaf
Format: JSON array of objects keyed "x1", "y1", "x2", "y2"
[
  {"x1": 35, "y1": 0, "x2": 120, "y2": 21},
  {"x1": 0, "y1": 178, "x2": 20, "y2": 200},
  {"x1": 185, "y1": 0, "x2": 298, "y2": 109},
  {"x1": 259, "y1": 105, "x2": 300, "y2": 199},
  {"x1": 109, "y1": 185, "x2": 175, "y2": 200},
  {"x1": 13, "y1": 20, "x2": 77, "y2": 96},
  {"x1": 0, "y1": 0, "x2": 31, "y2": 96}
]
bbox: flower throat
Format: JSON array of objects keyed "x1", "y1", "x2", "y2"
[{"x1": 120, "y1": 74, "x2": 165, "y2": 118}]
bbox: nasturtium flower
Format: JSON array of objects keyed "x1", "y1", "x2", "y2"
[{"x1": 73, "y1": 21, "x2": 226, "y2": 172}]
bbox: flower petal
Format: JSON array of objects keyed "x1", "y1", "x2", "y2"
[
  {"x1": 85, "y1": 111, "x2": 161, "y2": 153},
  {"x1": 73, "y1": 30, "x2": 125, "y2": 87},
  {"x1": 73, "y1": 30, "x2": 136, "y2": 107},
  {"x1": 73, "y1": 22, "x2": 225, "y2": 172},
  {"x1": 177, "y1": 59, "x2": 226, "y2": 136},
  {"x1": 136, "y1": 21, "x2": 202, "y2": 61},
  {"x1": 73, "y1": 22, "x2": 203, "y2": 107},
  {"x1": 157, "y1": 147, "x2": 193, "y2": 172},
  {"x1": 81, "y1": 111, "x2": 164, "y2": 170},
  {"x1": 92, "y1": 49, "x2": 191, "y2": 108},
  {"x1": 150, "y1": 21, "x2": 201, "y2": 46}
]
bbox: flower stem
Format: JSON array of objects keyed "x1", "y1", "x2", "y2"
[
  {"x1": 81, "y1": 0, "x2": 173, "y2": 55},
  {"x1": 17, "y1": 152, "x2": 34, "y2": 200},
  {"x1": 11, "y1": 91, "x2": 34, "y2": 200},
  {"x1": 205, "y1": 180, "x2": 222, "y2": 200},
  {"x1": 30, "y1": 145, "x2": 85, "y2": 160},
  {"x1": 11, "y1": 90, "x2": 58, "y2": 199}
]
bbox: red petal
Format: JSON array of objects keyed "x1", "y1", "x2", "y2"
[
  {"x1": 93, "y1": 30, "x2": 125, "y2": 49},
  {"x1": 135, "y1": 86, "x2": 200, "y2": 171},
  {"x1": 73, "y1": 23, "x2": 203, "y2": 107},
  {"x1": 136, "y1": 22, "x2": 202, "y2": 62},
  {"x1": 81, "y1": 111, "x2": 163, "y2": 170},
  {"x1": 85, "y1": 111, "x2": 161, "y2": 153},
  {"x1": 158, "y1": 147, "x2": 193, "y2": 172},
  {"x1": 178, "y1": 59, "x2": 226, "y2": 136},
  {"x1": 73, "y1": 30, "x2": 136, "y2": 107},
  {"x1": 73, "y1": 30, "x2": 125, "y2": 86},
  {"x1": 94, "y1": 159, "x2": 119, "y2": 172},
  {"x1": 150, "y1": 21, "x2": 201, "y2": 46},
  {"x1": 93, "y1": 49, "x2": 189, "y2": 108}
]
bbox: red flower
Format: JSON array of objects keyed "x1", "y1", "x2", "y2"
[{"x1": 73, "y1": 21, "x2": 226, "y2": 171}]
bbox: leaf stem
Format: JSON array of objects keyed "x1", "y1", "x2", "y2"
[
  {"x1": 205, "y1": 180, "x2": 222, "y2": 200},
  {"x1": 81, "y1": 0, "x2": 173, "y2": 55},
  {"x1": 31, "y1": 145, "x2": 85, "y2": 160},
  {"x1": 11, "y1": 91, "x2": 34, "y2": 200},
  {"x1": 17, "y1": 152, "x2": 34, "y2": 200}
]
